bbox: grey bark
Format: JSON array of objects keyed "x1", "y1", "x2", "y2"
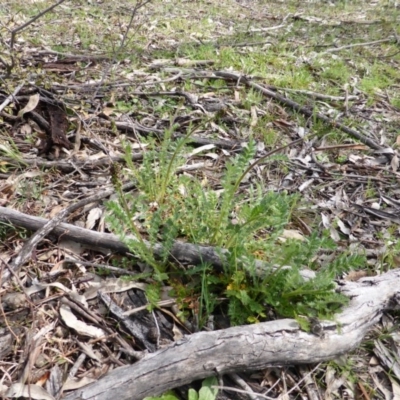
[
  {"x1": 61, "y1": 269, "x2": 400, "y2": 400},
  {"x1": 0, "y1": 206, "x2": 316, "y2": 280}
]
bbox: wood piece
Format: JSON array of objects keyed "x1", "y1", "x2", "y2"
[
  {"x1": 62, "y1": 269, "x2": 400, "y2": 400},
  {"x1": 0, "y1": 183, "x2": 134, "y2": 285},
  {"x1": 0, "y1": 207, "x2": 316, "y2": 281},
  {"x1": 0, "y1": 153, "x2": 143, "y2": 173},
  {"x1": 98, "y1": 292, "x2": 157, "y2": 352},
  {"x1": 213, "y1": 71, "x2": 385, "y2": 152},
  {"x1": 98, "y1": 118, "x2": 244, "y2": 150}
]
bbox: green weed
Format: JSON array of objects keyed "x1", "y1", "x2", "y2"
[{"x1": 106, "y1": 128, "x2": 365, "y2": 327}]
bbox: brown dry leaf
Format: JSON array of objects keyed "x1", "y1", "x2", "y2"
[
  {"x1": 188, "y1": 144, "x2": 216, "y2": 157},
  {"x1": 273, "y1": 119, "x2": 294, "y2": 128},
  {"x1": 391, "y1": 154, "x2": 399, "y2": 172},
  {"x1": 20, "y1": 123, "x2": 32, "y2": 135},
  {"x1": 345, "y1": 270, "x2": 368, "y2": 281},
  {"x1": 374, "y1": 340, "x2": 400, "y2": 380},
  {"x1": 390, "y1": 378, "x2": 400, "y2": 400},
  {"x1": 337, "y1": 218, "x2": 351, "y2": 235},
  {"x1": 83, "y1": 278, "x2": 147, "y2": 300},
  {"x1": 37, "y1": 249, "x2": 58, "y2": 261},
  {"x1": 298, "y1": 178, "x2": 314, "y2": 192},
  {"x1": 172, "y1": 323, "x2": 183, "y2": 341},
  {"x1": 370, "y1": 370, "x2": 393, "y2": 400},
  {"x1": 2, "y1": 292, "x2": 26, "y2": 310},
  {"x1": 325, "y1": 365, "x2": 345, "y2": 399},
  {"x1": 102, "y1": 106, "x2": 115, "y2": 116},
  {"x1": 0, "y1": 251, "x2": 13, "y2": 265},
  {"x1": 0, "y1": 383, "x2": 8, "y2": 398},
  {"x1": 250, "y1": 106, "x2": 258, "y2": 127},
  {"x1": 58, "y1": 239, "x2": 85, "y2": 256},
  {"x1": 62, "y1": 377, "x2": 96, "y2": 391},
  {"x1": 50, "y1": 260, "x2": 67, "y2": 274},
  {"x1": 78, "y1": 342, "x2": 103, "y2": 363},
  {"x1": 46, "y1": 364, "x2": 63, "y2": 398},
  {"x1": 49, "y1": 204, "x2": 64, "y2": 218},
  {"x1": 25, "y1": 281, "x2": 71, "y2": 296}
]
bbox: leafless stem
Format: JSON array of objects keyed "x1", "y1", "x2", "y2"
[
  {"x1": 10, "y1": 0, "x2": 69, "y2": 50},
  {"x1": 91, "y1": 0, "x2": 153, "y2": 102},
  {"x1": 321, "y1": 37, "x2": 393, "y2": 55},
  {"x1": 0, "y1": 81, "x2": 25, "y2": 113}
]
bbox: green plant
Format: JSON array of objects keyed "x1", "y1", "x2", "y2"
[
  {"x1": 0, "y1": 134, "x2": 26, "y2": 170},
  {"x1": 143, "y1": 390, "x2": 180, "y2": 400},
  {"x1": 188, "y1": 377, "x2": 218, "y2": 400},
  {"x1": 106, "y1": 128, "x2": 365, "y2": 327},
  {"x1": 143, "y1": 377, "x2": 218, "y2": 400},
  {"x1": 106, "y1": 123, "x2": 194, "y2": 280}
]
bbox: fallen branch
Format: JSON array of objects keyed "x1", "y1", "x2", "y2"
[
  {"x1": 0, "y1": 153, "x2": 143, "y2": 173},
  {"x1": 321, "y1": 37, "x2": 393, "y2": 55},
  {"x1": 0, "y1": 207, "x2": 316, "y2": 282},
  {"x1": 61, "y1": 269, "x2": 400, "y2": 400},
  {"x1": 214, "y1": 71, "x2": 385, "y2": 152},
  {"x1": 0, "y1": 81, "x2": 25, "y2": 113},
  {"x1": 98, "y1": 118, "x2": 244, "y2": 150},
  {"x1": 0, "y1": 183, "x2": 133, "y2": 285}
]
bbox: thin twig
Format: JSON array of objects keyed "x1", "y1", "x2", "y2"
[
  {"x1": 0, "y1": 81, "x2": 25, "y2": 113},
  {"x1": 0, "y1": 182, "x2": 135, "y2": 285},
  {"x1": 10, "y1": 0, "x2": 69, "y2": 49},
  {"x1": 215, "y1": 71, "x2": 385, "y2": 152},
  {"x1": 320, "y1": 37, "x2": 393, "y2": 55},
  {"x1": 228, "y1": 373, "x2": 261, "y2": 400},
  {"x1": 214, "y1": 385, "x2": 276, "y2": 400},
  {"x1": 273, "y1": 86, "x2": 358, "y2": 102}
]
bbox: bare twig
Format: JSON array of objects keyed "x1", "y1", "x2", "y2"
[
  {"x1": 0, "y1": 81, "x2": 25, "y2": 113},
  {"x1": 272, "y1": 87, "x2": 358, "y2": 102},
  {"x1": 0, "y1": 206, "x2": 317, "y2": 282},
  {"x1": 321, "y1": 37, "x2": 393, "y2": 55},
  {"x1": 10, "y1": 0, "x2": 69, "y2": 50},
  {"x1": 214, "y1": 71, "x2": 385, "y2": 152},
  {"x1": 0, "y1": 182, "x2": 135, "y2": 285},
  {"x1": 91, "y1": 0, "x2": 153, "y2": 102},
  {"x1": 228, "y1": 373, "x2": 261, "y2": 400}
]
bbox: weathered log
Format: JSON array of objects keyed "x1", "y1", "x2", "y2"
[
  {"x1": 61, "y1": 269, "x2": 399, "y2": 400},
  {"x1": 0, "y1": 206, "x2": 316, "y2": 280},
  {"x1": 1, "y1": 206, "x2": 398, "y2": 399}
]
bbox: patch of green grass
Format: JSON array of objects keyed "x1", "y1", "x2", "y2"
[
  {"x1": 256, "y1": 124, "x2": 279, "y2": 147},
  {"x1": 390, "y1": 97, "x2": 400, "y2": 109},
  {"x1": 319, "y1": 59, "x2": 351, "y2": 84},
  {"x1": 360, "y1": 63, "x2": 398, "y2": 96},
  {"x1": 0, "y1": 134, "x2": 26, "y2": 172},
  {"x1": 0, "y1": 223, "x2": 28, "y2": 243},
  {"x1": 242, "y1": 89, "x2": 264, "y2": 110},
  {"x1": 144, "y1": 376, "x2": 218, "y2": 400}
]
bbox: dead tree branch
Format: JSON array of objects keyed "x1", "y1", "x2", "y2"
[
  {"x1": 0, "y1": 206, "x2": 316, "y2": 284},
  {"x1": 61, "y1": 269, "x2": 400, "y2": 400}
]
